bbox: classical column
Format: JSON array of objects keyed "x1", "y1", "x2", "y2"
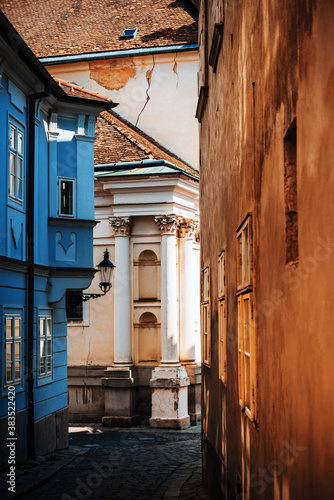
[
  {"x1": 102, "y1": 216, "x2": 138, "y2": 427},
  {"x1": 179, "y1": 219, "x2": 199, "y2": 364},
  {"x1": 179, "y1": 218, "x2": 202, "y2": 425},
  {"x1": 149, "y1": 215, "x2": 190, "y2": 429},
  {"x1": 109, "y1": 216, "x2": 133, "y2": 366}
]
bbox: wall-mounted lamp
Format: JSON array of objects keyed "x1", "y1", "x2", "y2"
[{"x1": 82, "y1": 249, "x2": 115, "y2": 301}]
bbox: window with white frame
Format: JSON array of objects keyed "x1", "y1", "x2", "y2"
[
  {"x1": 5, "y1": 314, "x2": 22, "y2": 385},
  {"x1": 236, "y1": 215, "x2": 257, "y2": 422},
  {"x1": 201, "y1": 266, "x2": 211, "y2": 367},
  {"x1": 218, "y1": 251, "x2": 227, "y2": 383},
  {"x1": 58, "y1": 178, "x2": 75, "y2": 217},
  {"x1": 38, "y1": 315, "x2": 52, "y2": 378},
  {"x1": 8, "y1": 122, "x2": 24, "y2": 202}
]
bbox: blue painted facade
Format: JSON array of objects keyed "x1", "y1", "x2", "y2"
[{"x1": 0, "y1": 12, "x2": 112, "y2": 462}]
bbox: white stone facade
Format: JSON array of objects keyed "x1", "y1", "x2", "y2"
[{"x1": 67, "y1": 172, "x2": 201, "y2": 427}]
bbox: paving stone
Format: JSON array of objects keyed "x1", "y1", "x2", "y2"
[{"x1": 0, "y1": 425, "x2": 208, "y2": 500}]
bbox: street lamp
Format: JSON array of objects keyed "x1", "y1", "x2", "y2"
[{"x1": 82, "y1": 248, "x2": 115, "y2": 301}]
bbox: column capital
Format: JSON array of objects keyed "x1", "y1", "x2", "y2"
[
  {"x1": 178, "y1": 218, "x2": 199, "y2": 239},
  {"x1": 109, "y1": 216, "x2": 134, "y2": 236},
  {"x1": 155, "y1": 214, "x2": 182, "y2": 235}
]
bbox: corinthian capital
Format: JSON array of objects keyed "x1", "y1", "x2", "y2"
[
  {"x1": 155, "y1": 214, "x2": 182, "y2": 235},
  {"x1": 178, "y1": 218, "x2": 199, "y2": 238},
  {"x1": 109, "y1": 216, "x2": 134, "y2": 236}
]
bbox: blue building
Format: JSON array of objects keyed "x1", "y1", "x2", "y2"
[{"x1": 0, "y1": 11, "x2": 115, "y2": 463}]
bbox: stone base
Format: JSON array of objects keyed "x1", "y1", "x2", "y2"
[
  {"x1": 149, "y1": 416, "x2": 190, "y2": 429},
  {"x1": 184, "y1": 364, "x2": 202, "y2": 426},
  {"x1": 102, "y1": 415, "x2": 140, "y2": 427},
  {"x1": 102, "y1": 367, "x2": 139, "y2": 427},
  {"x1": 150, "y1": 365, "x2": 190, "y2": 429}
]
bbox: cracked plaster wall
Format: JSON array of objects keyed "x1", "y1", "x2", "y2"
[{"x1": 47, "y1": 51, "x2": 199, "y2": 167}]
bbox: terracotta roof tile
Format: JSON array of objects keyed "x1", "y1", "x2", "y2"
[
  {"x1": 0, "y1": 0, "x2": 197, "y2": 58},
  {"x1": 94, "y1": 110, "x2": 198, "y2": 176}
]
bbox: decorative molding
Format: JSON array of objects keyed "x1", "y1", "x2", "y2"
[
  {"x1": 154, "y1": 214, "x2": 182, "y2": 235},
  {"x1": 77, "y1": 114, "x2": 86, "y2": 135},
  {"x1": 178, "y1": 218, "x2": 199, "y2": 239},
  {"x1": 109, "y1": 216, "x2": 134, "y2": 236},
  {"x1": 49, "y1": 112, "x2": 58, "y2": 133},
  {"x1": 87, "y1": 115, "x2": 96, "y2": 137},
  {"x1": 195, "y1": 227, "x2": 200, "y2": 243}
]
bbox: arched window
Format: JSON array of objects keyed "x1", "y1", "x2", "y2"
[
  {"x1": 137, "y1": 312, "x2": 159, "y2": 363},
  {"x1": 138, "y1": 250, "x2": 159, "y2": 300}
]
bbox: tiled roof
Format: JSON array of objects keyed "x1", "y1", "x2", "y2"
[
  {"x1": 54, "y1": 77, "x2": 114, "y2": 101},
  {"x1": 0, "y1": 0, "x2": 197, "y2": 58},
  {"x1": 94, "y1": 110, "x2": 198, "y2": 176}
]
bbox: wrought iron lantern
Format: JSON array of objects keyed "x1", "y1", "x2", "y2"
[{"x1": 82, "y1": 248, "x2": 115, "y2": 301}]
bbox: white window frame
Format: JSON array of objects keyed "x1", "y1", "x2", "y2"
[
  {"x1": 4, "y1": 312, "x2": 22, "y2": 386},
  {"x1": 58, "y1": 177, "x2": 76, "y2": 217},
  {"x1": 8, "y1": 120, "x2": 24, "y2": 204},
  {"x1": 38, "y1": 313, "x2": 53, "y2": 382}
]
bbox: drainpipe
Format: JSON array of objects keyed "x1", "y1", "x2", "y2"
[{"x1": 27, "y1": 80, "x2": 51, "y2": 459}]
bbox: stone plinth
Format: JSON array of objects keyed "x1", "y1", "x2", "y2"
[
  {"x1": 184, "y1": 364, "x2": 202, "y2": 425},
  {"x1": 102, "y1": 367, "x2": 139, "y2": 427},
  {"x1": 149, "y1": 365, "x2": 190, "y2": 429}
]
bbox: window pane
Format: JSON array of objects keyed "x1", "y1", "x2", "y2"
[
  {"x1": 17, "y1": 157, "x2": 23, "y2": 196},
  {"x1": 60, "y1": 180, "x2": 73, "y2": 215},
  {"x1": 40, "y1": 358, "x2": 45, "y2": 375},
  {"x1": 40, "y1": 339, "x2": 45, "y2": 357},
  {"x1": 203, "y1": 305, "x2": 207, "y2": 332},
  {"x1": 18, "y1": 132, "x2": 23, "y2": 153},
  {"x1": 46, "y1": 318, "x2": 51, "y2": 337},
  {"x1": 10, "y1": 153, "x2": 15, "y2": 175},
  {"x1": 6, "y1": 343, "x2": 12, "y2": 362},
  {"x1": 6, "y1": 318, "x2": 12, "y2": 338},
  {"x1": 15, "y1": 362, "x2": 20, "y2": 381},
  {"x1": 10, "y1": 174, "x2": 15, "y2": 197},
  {"x1": 40, "y1": 318, "x2": 45, "y2": 336},
  {"x1": 15, "y1": 318, "x2": 20, "y2": 337},
  {"x1": 245, "y1": 355, "x2": 251, "y2": 408},
  {"x1": 243, "y1": 298, "x2": 250, "y2": 354},
  {"x1": 10, "y1": 127, "x2": 15, "y2": 148},
  {"x1": 47, "y1": 356, "x2": 52, "y2": 372},
  {"x1": 245, "y1": 226, "x2": 249, "y2": 281},
  {"x1": 7, "y1": 364, "x2": 12, "y2": 383},
  {"x1": 238, "y1": 235, "x2": 243, "y2": 284},
  {"x1": 14, "y1": 342, "x2": 20, "y2": 360},
  {"x1": 66, "y1": 291, "x2": 83, "y2": 320},
  {"x1": 47, "y1": 339, "x2": 52, "y2": 356}
]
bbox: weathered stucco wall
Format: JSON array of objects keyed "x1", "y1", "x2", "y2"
[
  {"x1": 47, "y1": 51, "x2": 199, "y2": 167},
  {"x1": 199, "y1": 0, "x2": 334, "y2": 499}
]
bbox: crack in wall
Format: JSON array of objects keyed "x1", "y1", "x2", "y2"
[
  {"x1": 173, "y1": 53, "x2": 179, "y2": 88},
  {"x1": 135, "y1": 55, "x2": 156, "y2": 127}
]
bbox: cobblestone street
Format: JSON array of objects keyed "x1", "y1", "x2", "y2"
[{"x1": 1, "y1": 425, "x2": 208, "y2": 500}]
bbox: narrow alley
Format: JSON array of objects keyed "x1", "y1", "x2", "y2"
[{"x1": 1, "y1": 425, "x2": 208, "y2": 500}]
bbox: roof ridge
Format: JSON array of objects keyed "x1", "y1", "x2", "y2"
[{"x1": 54, "y1": 77, "x2": 112, "y2": 102}]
